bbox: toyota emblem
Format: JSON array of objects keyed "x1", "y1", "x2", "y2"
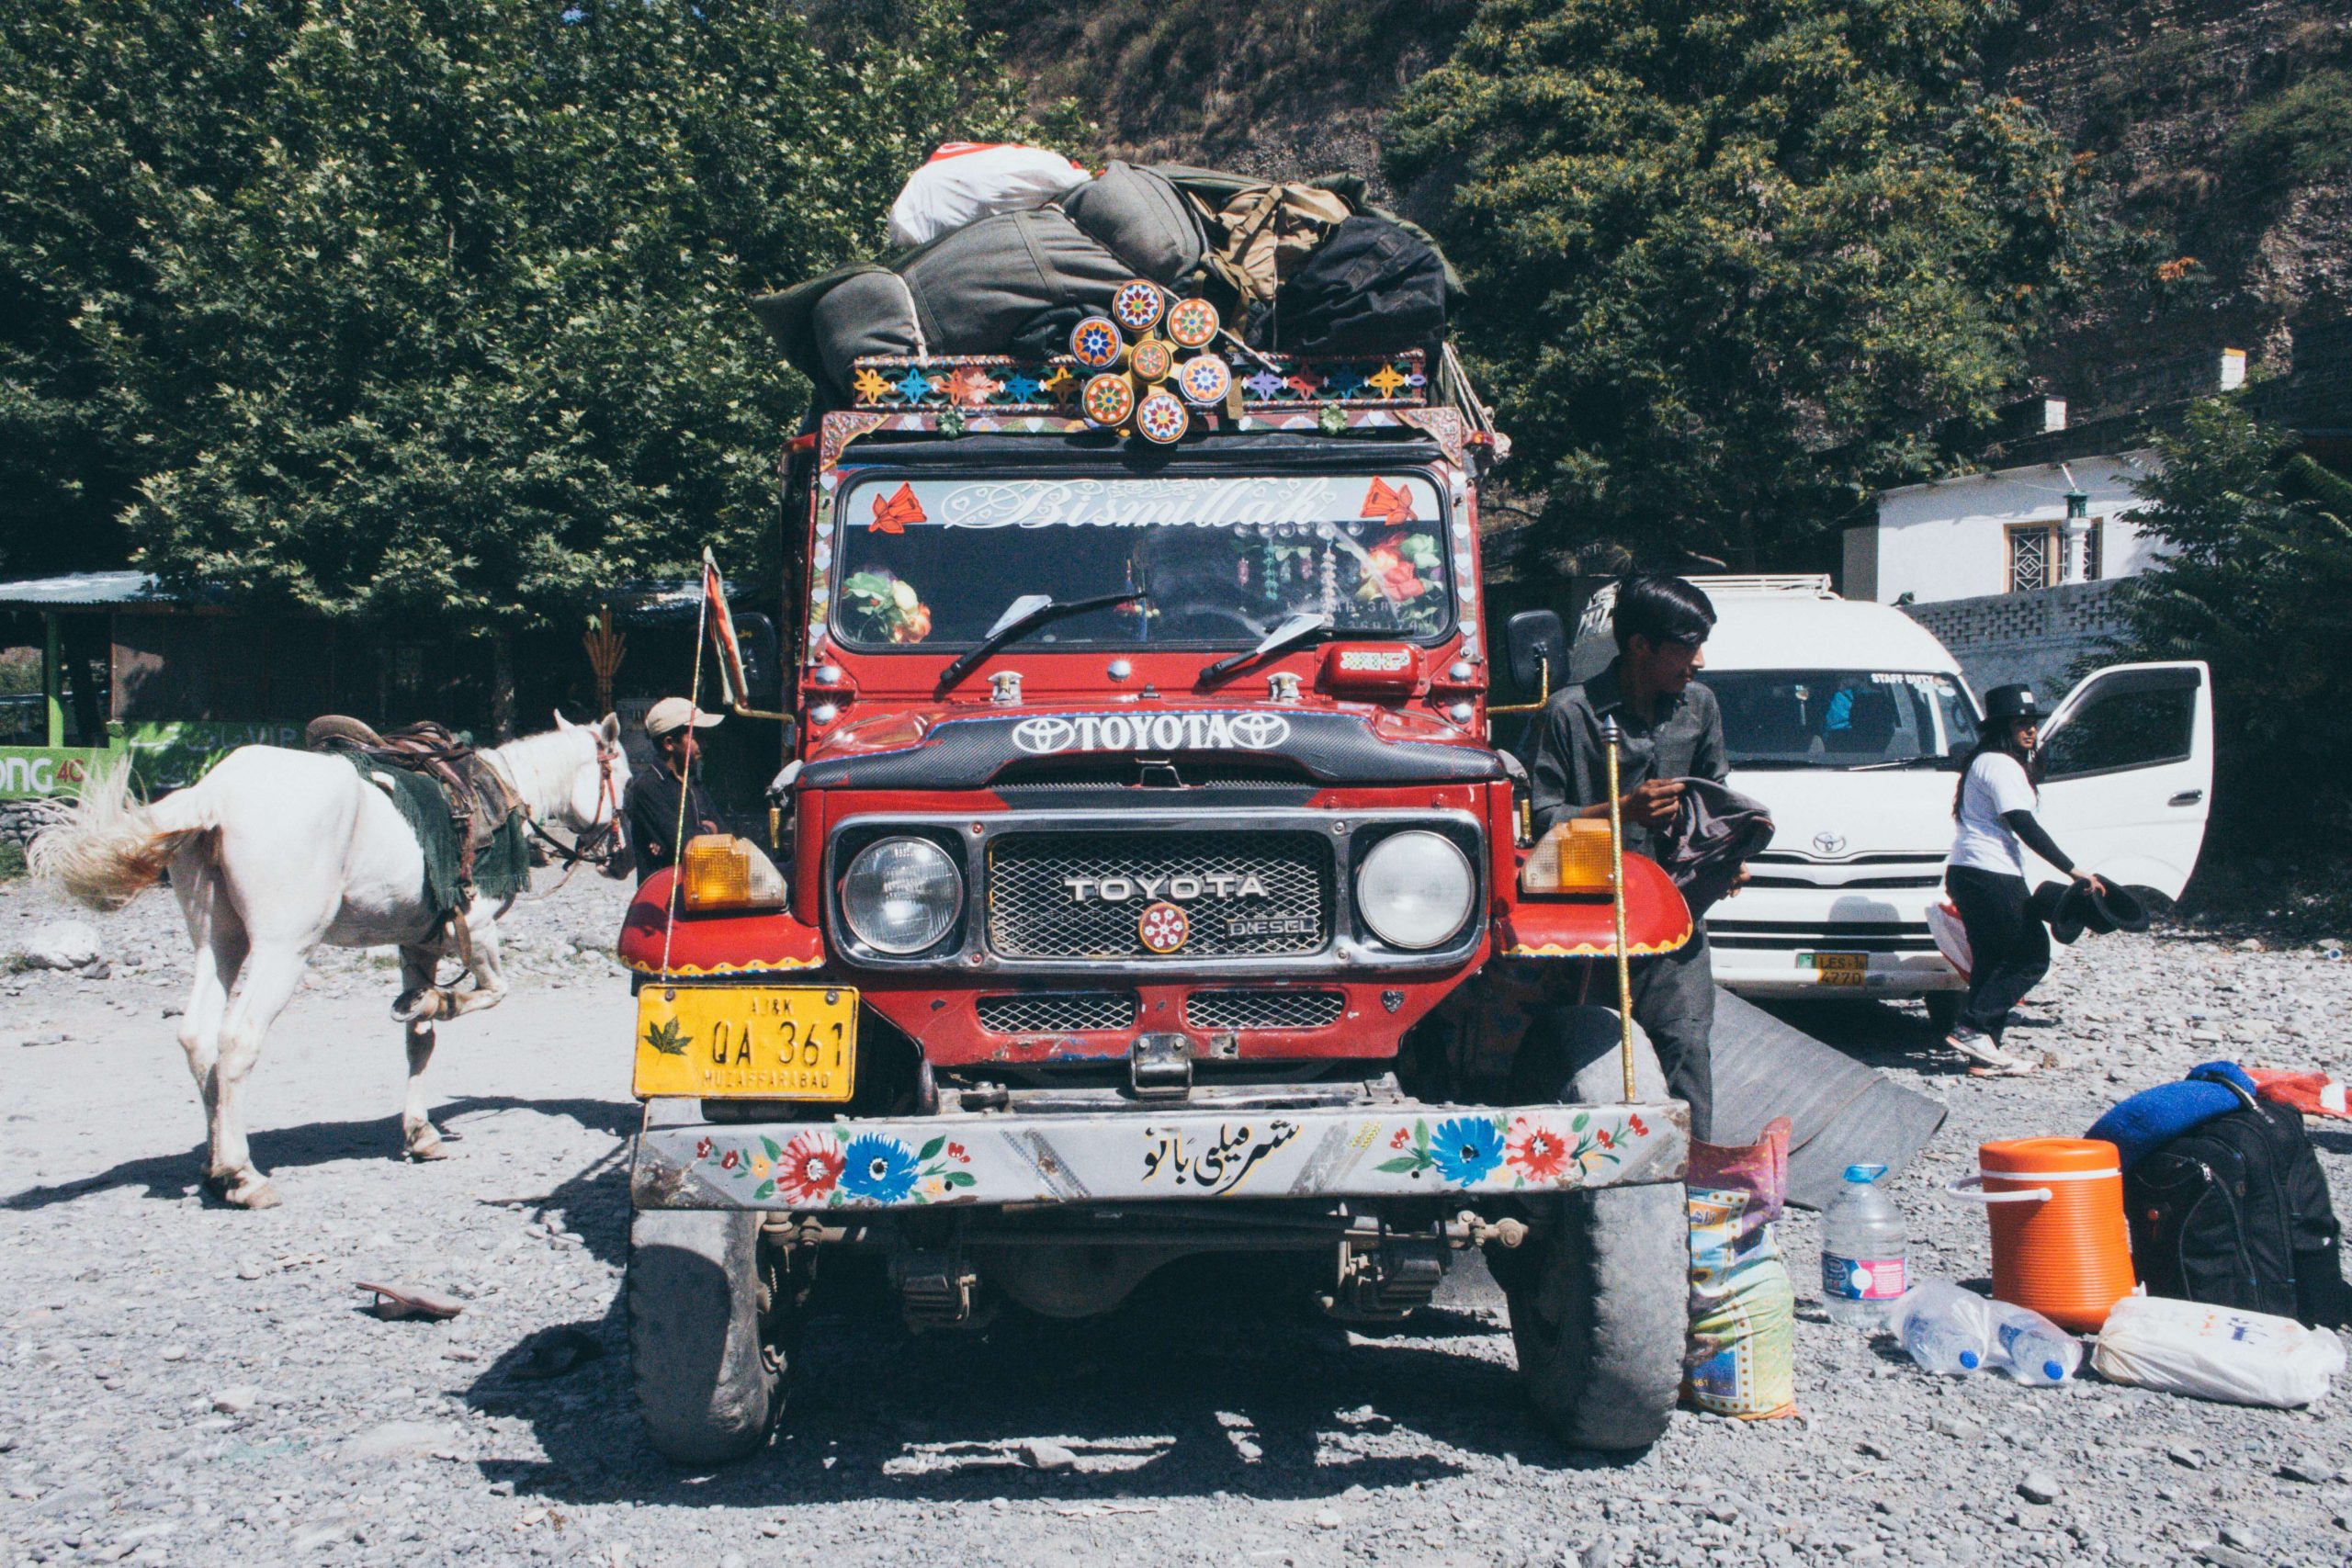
[
  {"x1": 1814, "y1": 831, "x2": 1848, "y2": 856},
  {"x1": 1011, "y1": 716, "x2": 1078, "y2": 754},
  {"x1": 1224, "y1": 711, "x2": 1292, "y2": 750}
]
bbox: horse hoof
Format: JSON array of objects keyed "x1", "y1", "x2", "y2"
[
  {"x1": 218, "y1": 1173, "x2": 281, "y2": 1210},
  {"x1": 392, "y1": 990, "x2": 445, "y2": 1024},
  {"x1": 405, "y1": 1136, "x2": 449, "y2": 1163}
]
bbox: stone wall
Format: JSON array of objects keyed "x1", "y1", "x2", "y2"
[
  {"x1": 1902, "y1": 580, "x2": 2133, "y2": 702},
  {"x1": 0, "y1": 798, "x2": 58, "y2": 855}
]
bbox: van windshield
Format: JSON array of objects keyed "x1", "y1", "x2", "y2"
[
  {"x1": 829, "y1": 471, "x2": 1454, "y2": 649},
  {"x1": 1709, "y1": 670, "x2": 1978, "y2": 770}
]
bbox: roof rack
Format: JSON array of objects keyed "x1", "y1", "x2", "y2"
[
  {"x1": 1682, "y1": 574, "x2": 1837, "y2": 596},
  {"x1": 1575, "y1": 572, "x2": 1837, "y2": 638}
]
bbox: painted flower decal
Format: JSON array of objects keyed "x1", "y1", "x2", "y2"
[
  {"x1": 841, "y1": 1135, "x2": 920, "y2": 1203},
  {"x1": 777, "y1": 1131, "x2": 844, "y2": 1203},
  {"x1": 1390, "y1": 1128, "x2": 1412, "y2": 1150},
  {"x1": 719, "y1": 1149, "x2": 741, "y2": 1172},
  {"x1": 1627, "y1": 1114, "x2": 1649, "y2": 1139},
  {"x1": 1507, "y1": 1120, "x2": 1569, "y2": 1182},
  {"x1": 1430, "y1": 1116, "x2": 1505, "y2": 1184}
]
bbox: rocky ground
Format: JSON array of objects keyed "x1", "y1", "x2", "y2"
[{"x1": 2, "y1": 868, "x2": 2349, "y2": 1567}]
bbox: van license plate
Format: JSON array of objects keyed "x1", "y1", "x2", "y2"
[{"x1": 1801, "y1": 952, "x2": 1869, "y2": 986}]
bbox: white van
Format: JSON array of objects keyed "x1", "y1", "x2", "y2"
[{"x1": 1567, "y1": 575, "x2": 2213, "y2": 1025}]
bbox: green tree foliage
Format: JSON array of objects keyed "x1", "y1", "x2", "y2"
[
  {"x1": 1384, "y1": 0, "x2": 2081, "y2": 572},
  {"x1": 0, "y1": 0, "x2": 1021, "y2": 623},
  {"x1": 2114, "y1": 400, "x2": 2352, "y2": 840}
]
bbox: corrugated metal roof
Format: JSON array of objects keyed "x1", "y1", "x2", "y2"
[{"x1": 0, "y1": 571, "x2": 169, "y2": 608}]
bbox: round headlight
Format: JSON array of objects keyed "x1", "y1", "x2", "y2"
[
  {"x1": 841, "y1": 837, "x2": 963, "y2": 954},
  {"x1": 1355, "y1": 830, "x2": 1476, "y2": 951}
]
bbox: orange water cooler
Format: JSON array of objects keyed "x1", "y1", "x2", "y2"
[{"x1": 1949, "y1": 1137, "x2": 2136, "y2": 1332}]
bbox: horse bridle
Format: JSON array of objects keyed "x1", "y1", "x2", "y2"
[{"x1": 523, "y1": 739, "x2": 625, "y2": 872}]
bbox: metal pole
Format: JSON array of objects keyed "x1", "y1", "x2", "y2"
[
  {"x1": 1600, "y1": 715, "x2": 1636, "y2": 1101},
  {"x1": 42, "y1": 614, "x2": 62, "y2": 748}
]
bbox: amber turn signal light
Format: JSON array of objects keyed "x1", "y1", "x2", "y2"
[
  {"x1": 680, "y1": 834, "x2": 789, "y2": 912},
  {"x1": 1520, "y1": 819, "x2": 1616, "y2": 896}
]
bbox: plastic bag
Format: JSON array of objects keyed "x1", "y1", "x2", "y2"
[
  {"x1": 2091, "y1": 1293, "x2": 2346, "y2": 1407},
  {"x1": 888, "y1": 142, "x2": 1091, "y2": 250},
  {"x1": 1925, "y1": 898, "x2": 1971, "y2": 980},
  {"x1": 1683, "y1": 1116, "x2": 1797, "y2": 1418}
]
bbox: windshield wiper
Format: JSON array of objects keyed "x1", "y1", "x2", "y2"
[
  {"x1": 1849, "y1": 754, "x2": 1960, "y2": 773},
  {"x1": 935, "y1": 585, "x2": 1149, "y2": 694},
  {"x1": 1196, "y1": 612, "x2": 1336, "y2": 687}
]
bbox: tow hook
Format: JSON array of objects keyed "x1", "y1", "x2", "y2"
[{"x1": 1128, "y1": 1032, "x2": 1193, "y2": 1100}]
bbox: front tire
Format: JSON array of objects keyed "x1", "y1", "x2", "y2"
[
  {"x1": 1501, "y1": 1005, "x2": 1687, "y2": 1450},
  {"x1": 627, "y1": 1208, "x2": 786, "y2": 1464}
]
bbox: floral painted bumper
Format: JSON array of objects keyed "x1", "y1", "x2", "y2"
[{"x1": 632, "y1": 1101, "x2": 1689, "y2": 1212}]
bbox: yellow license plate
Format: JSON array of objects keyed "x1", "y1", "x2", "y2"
[
  {"x1": 1802, "y1": 952, "x2": 1869, "y2": 985},
  {"x1": 632, "y1": 985, "x2": 858, "y2": 1100}
]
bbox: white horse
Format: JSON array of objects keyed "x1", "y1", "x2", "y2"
[{"x1": 30, "y1": 714, "x2": 630, "y2": 1209}]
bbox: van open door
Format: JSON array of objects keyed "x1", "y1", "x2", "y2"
[{"x1": 2030, "y1": 661, "x2": 2212, "y2": 899}]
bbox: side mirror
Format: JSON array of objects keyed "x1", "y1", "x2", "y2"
[
  {"x1": 737, "y1": 613, "x2": 779, "y2": 697},
  {"x1": 1505, "y1": 609, "x2": 1567, "y2": 697}
]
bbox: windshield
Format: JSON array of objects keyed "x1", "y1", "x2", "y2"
[
  {"x1": 1710, "y1": 670, "x2": 1979, "y2": 769},
  {"x1": 830, "y1": 472, "x2": 1454, "y2": 648}
]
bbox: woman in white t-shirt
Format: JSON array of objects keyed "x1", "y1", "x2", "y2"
[{"x1": 1943, "y1": 683, "x2": 2103, "y2": 1074}]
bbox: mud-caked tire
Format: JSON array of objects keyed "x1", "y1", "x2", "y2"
[
  {"x1": 627, "y1": 1207, "x2": 786, "y2": 1465},
  {"x1": 1500, "y1": 1005, "x2": 1687, "y2": 1450}
]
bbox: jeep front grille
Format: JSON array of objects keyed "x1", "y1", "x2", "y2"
[
  {"x1": 1184, "y1": 988, "x2": 1348, "y2": 1031},
  {"x1": 987, "y1": 830, "x2": 1330, "y2": 959},
  {"x1": 975, "y1": 992, "x2": 1138, "y2": 1033}
]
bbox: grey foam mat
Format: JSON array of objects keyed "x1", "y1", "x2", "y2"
[{"x1": 1708, "y1": 987, "x2": 1949, "y2": 1210}]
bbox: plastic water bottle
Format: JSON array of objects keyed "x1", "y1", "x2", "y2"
[
  {"x1": 1821, "y1": 1163, "x2": 1909, "y2": 1328},
  {"x1": 1890, "y1": 1281, "x2": 1992, "y2": 1375},
  {"x1": 1985, "y1": 1300, "x2": 2082, "y2": 1385}
]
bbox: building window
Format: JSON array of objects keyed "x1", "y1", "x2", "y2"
[
  {"x1": 2007, "y1": 524, "x2": 2056, "y2": 592},
  {"x1": 2082, "y1": 518, "x2": 2103, "y2": 581}
]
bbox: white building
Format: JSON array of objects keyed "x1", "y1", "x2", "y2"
[{"x1": 1847, "y1": 448, "x2": 2165, "y2": 606}]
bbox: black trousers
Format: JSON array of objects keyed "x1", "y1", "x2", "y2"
[
  {"x1": 1945, "y1": 864, "x2": 2049, "y2": 1042},
  {"x1": 1631, "y1": 928, "x2": 1715, "y2": 1143}
]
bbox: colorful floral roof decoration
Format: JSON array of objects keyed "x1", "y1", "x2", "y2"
[
  {"x1": 844, "y1": 351, "x2": 1427, "y2": 415},
  {"x1": 1136, "y1": 390, "x2": 1189, "y2": 445}
]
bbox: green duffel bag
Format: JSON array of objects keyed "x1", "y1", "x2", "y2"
[
  {"x1": 1055, "y1": 161, "x2": 1207, "y2": 290},
  {"x1": 751, "y1": 208, "x2": 1132, "y2": 400}
]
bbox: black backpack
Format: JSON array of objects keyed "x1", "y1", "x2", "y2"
[{"x1": 2124, "y1": 1082, "x2": 2352, "y2": 1327}]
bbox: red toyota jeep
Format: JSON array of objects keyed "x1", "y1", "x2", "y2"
[{"x1": 617, "y1": 333, "x2": 1696, "y2": 1463}]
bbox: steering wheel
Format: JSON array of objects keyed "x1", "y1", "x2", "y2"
[{"x1": 1155, "y1": 604, "x2": 1266, "y2": 639}]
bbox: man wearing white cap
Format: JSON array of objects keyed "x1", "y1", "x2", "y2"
[{"x1": 626, "y1": 697, "x2": 723, "y2": 883}]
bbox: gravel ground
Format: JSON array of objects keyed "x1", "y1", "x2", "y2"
[{"x1": 3, "y1": 868, "x2": 2350, "y2": 1568}]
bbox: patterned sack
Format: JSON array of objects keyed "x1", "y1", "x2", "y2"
[{"x1": 1683, "y1": 1116, "x2": 1798, "y2": 1419}]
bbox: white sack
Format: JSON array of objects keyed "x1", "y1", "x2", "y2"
[
  {"x1": 888, "y1": 142, "x2": 1091, "y2": 250},
  {"x1": 2091, "y1": 1293, "x2": 2345, "y2": 1407}
]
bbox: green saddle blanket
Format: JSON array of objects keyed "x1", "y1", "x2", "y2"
[{"x1": 346, "y1": 754, "x2": 530, "y2": 919}]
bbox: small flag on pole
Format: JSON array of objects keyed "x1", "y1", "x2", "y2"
[{"x1": 701, "y1": 547, "x2": 748, "y2": 709}]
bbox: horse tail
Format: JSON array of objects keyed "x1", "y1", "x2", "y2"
[{"x1": 28, "y1": 761, "x2": 212, "y2": 912}]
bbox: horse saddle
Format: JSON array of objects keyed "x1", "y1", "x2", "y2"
[{"x1": 306, "y1": 716, "x2": 519, "y2": 880}]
